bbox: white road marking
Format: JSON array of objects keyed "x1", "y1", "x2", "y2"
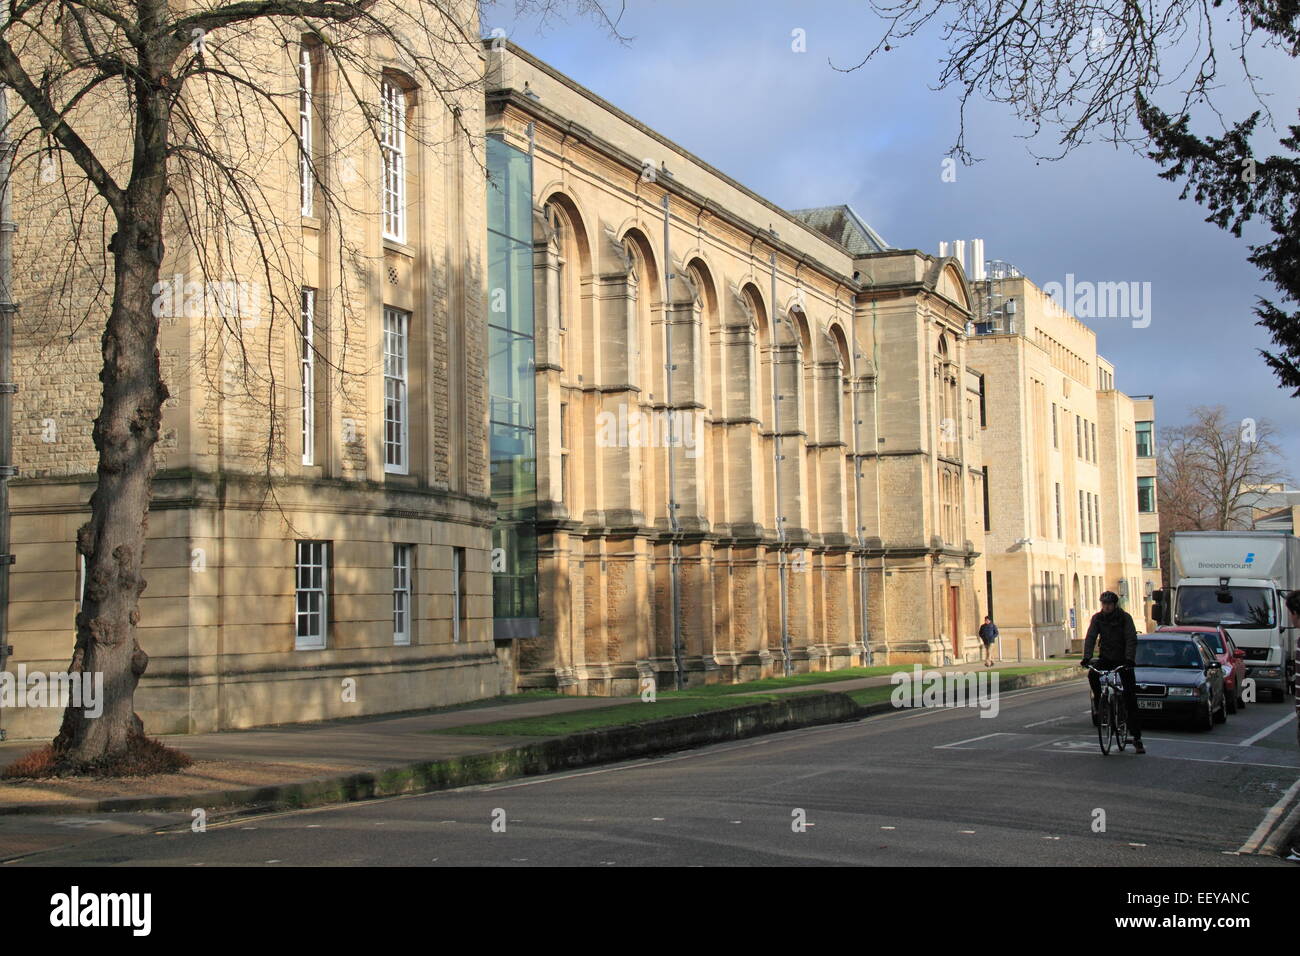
[
  {"x1": 1237, "y1": 711, "x2": 1296, "y2": 748},
  {"x1": 1239, "y1": 775, "x2": 1300, "y2": 854},
  {"x1": 935, "y1": 732, "x2": 1010, "y2": 749},
  {"x1": 1024, "y1": 714, "x2": 1079, "y2": 728}
]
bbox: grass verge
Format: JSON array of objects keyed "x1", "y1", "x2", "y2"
[
  {"x1": 431, "y1": 694, "x2": 789, "y2": 737},
  {"x1": 432, "y1": 662, "x2": 1080, "y2": 737}
]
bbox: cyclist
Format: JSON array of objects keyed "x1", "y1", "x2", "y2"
[{"x1": 1079, "y1": 591, "x2": 1144, "y2": 754}]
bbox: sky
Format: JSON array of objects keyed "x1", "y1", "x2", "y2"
[{"x1": 482, "y1": 0, "x2": 1300, "y2": 479}]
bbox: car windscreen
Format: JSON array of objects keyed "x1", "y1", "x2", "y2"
[
  {"x1": 1174, "y1": 586, "x2": 1275, "y2": 629},
  {"x1": 1136, "y1": 640, "x2": 1205, "y2": 668}
]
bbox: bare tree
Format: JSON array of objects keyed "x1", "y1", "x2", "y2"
[
  {"x1": 1156, "y1": 405, "x2": 1291, "y2": 578},
  {"x1": 845, "y1": 0, "x2": 1300, "y2": 395},
  {"x1": 2, "y1": 0, "x2": 618, "y2": 770}
]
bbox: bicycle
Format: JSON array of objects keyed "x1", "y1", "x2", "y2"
[{"x1": 1087, "y1": 664, "x2": 1130, "y2": 756}]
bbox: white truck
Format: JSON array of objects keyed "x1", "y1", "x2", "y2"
[{"x1": 1155, "y1": 531, "x2": 1300, "y2": 701}]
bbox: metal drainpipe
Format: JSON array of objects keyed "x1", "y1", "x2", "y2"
[
  {"x1": 770, "y1": 252, "x2": 790, "y2": 676},
  {"x1": 0, "y1": 84, "x2": 15, "y2": 741},
  {"x1": 662, "y1": 194, "x2": 684, "y2": 689},
  {"x1": 871, "y1": 288, "x2": 887, "y2": 655},
  {"x1": 852, "y1": 275, "x2": 873, "y2": 665}
]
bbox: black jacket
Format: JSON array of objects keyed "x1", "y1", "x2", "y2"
[{"x1": 1082, "y1": 608, "x2": 1138, "y2": 663}]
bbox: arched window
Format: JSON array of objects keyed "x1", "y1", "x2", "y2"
[{"x1": 544, "y1": 202, "x2": 567, "y2": 332}]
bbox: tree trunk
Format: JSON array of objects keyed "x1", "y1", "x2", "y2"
[{"x1": 53, "y1": 86, "x2": 170, "y2": 765}]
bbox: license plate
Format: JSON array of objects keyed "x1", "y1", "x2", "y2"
[{"x1": 1138, "y1": 700, "x2": 1163, "y2": 710}]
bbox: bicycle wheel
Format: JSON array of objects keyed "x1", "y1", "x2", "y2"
[{"x1": 1097, "y1": 687, "x2": 1114, "y2": 755}]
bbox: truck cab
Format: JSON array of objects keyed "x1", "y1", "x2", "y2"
[{"x1": 1153, "y1": 532, "x2": 1299, "y2": 702}]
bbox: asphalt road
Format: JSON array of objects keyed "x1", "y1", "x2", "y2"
[{"x1": 4, "y1": 676, "x2": 1298, "y2": 867}]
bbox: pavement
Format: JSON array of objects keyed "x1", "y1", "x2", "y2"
[{"x1": 0, "y1": 658, "x2": 1075, "y2": 819}]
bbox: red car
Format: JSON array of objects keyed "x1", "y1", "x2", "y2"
[{"x1": 1157, "y1": 625, "x2": 1248, "y2": 712}]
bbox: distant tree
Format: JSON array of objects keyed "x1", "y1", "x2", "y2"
[{"x1": 1156, "y1": 405, "x2": 1291, "y2": 579}]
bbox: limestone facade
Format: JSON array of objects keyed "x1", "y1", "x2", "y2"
[
  {"x1": 5, "y1": 5, "x2": 497, "y2": 738},
  {"x1": 487, "y1": 44, "x2": 987, "y2": 695}
]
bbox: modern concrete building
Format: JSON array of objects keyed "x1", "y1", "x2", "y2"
[
  {"x1": 5, "y1": 5, "x2": 499, "y2": 739},
  {"x1": 1249, "y1": 484, "x2": 1300, "y2": 535},
  {"x1": 486, "y1": 43, "x2": 989, "y2": 695},
  {"x1": 962, "y1": 261, "x2": 1146, "y2": 659},
  {"x1": 1132, "y1": 396, "x2": 1161, "y2": 629}
]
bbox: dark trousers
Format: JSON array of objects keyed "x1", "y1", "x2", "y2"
[{"x1": 1088, "y1": 660, "x2": 1142, "y2": 739}]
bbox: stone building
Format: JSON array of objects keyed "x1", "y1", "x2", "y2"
[
  {"x1": 962, "y1": 263, "x2": 1146, "y2": 658},
  {"x1": 486, "y1": 44, "x2": 988, "y2": 695},
  {"x1": 4, "y1": 4, "x2": 497, "y2": 738}
]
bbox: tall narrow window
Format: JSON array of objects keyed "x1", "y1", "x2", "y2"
[
  {"x1": 76, "y1": 551, "x2": 86, "y2": 608},
  {"x1": 299, "y1": 44, "x2": 314, "y2": 216},
  {"x1": 1135, "y1": 421, "x2": 1154, "y2": 458},
  {"x1": 380, "y1": 79, "x2": 406, "y2": 242},
  {"x1": 981, "y1": 466, "x2": 990, "y2": 531},
  {"x1": 393, "y1": 544, "x2": 413, "y2": 645},
  {"x1": 1137, "y1": 476, "x2": 1156, "y2": 513},
  {"x1": 451, "y1": 546, "x2": 466, "y2": 643},
  {"x1": 1055, "y1": 483, "x2": 1062, "y2": 538},
  {"x1": 545, "y1": 203, "x2": 567, "y2": 332},
  {"x1": 1141, "y1": 532, "x2": 1158, "y2": 568},
  {"x1": 559, "y1": 401, "x2": 569, "y2": 504},
  {"x1": 1051, "y1": 403, "x2": 1058, "y2": 448},
  {"x1": 383, "y1": 306, "x2": 409, "y2": 473},
  {"x1": 1078, "y1": 490, "x2": 1086, "y2": 542},
  {"x1": 295, "y1": 541, "x2": 328, "y2": 650},
  {"x1": 1090, "y1": 422, "x2": 1097, "y2": 463},
  {"x1": 301, "y1": 288, "x2": 316, "y2": 465}
]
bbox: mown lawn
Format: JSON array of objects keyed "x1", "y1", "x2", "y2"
[{"x1": 431, "y1": 693, "x2": 788, "y2": 737}]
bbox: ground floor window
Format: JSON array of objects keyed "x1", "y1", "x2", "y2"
[
  {"x1": 296, "y1": 541, "x2": 329, "y2": 649},
  {"x1": 393, "y1": 544, "x2": 413, "y2": 644}
]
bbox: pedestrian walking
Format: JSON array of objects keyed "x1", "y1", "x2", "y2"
[{"x1": 978, "y1": 615, "x2": 999, "y2": 666}]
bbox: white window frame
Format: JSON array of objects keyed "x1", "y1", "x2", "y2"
[
  {"x1": 393, "y1": 543, "x2": 412, "y2": 645},
  {"x1": 295, "y1": 541, "x2": 328, "y2": 650},
  {"x1": 380, "y1": 79, "x2": 406, "y2": 243},
  {"x1": 383, "y1": 306, "x2": 409, "y2": 474},
  {"x1": 299, "y1": 44, "x2": 314, "y2": 217},
  {"x1": 301, "y1": 287, "x2": 316, "y2": 465}
]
